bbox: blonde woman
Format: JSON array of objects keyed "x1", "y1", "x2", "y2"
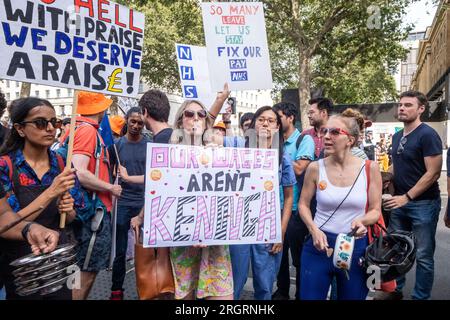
[
  {"x1": 299, "y1": 115, "x2": 382, "y2": 300},
  {"x1": 168, "y1": 99, "x2": 234, "y2": 300}
]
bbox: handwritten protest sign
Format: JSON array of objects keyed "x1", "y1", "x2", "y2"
[
  {"x1": 175, "y1": 43, "x2": 216, "y2": 110},
  {"x1": 201, "y1": 2, "x2": 273, "y2": 91},
  {"x1": 143, "y1": 143, "x2": 282, "y2": 247},
  {"x1": 0, "y1": 0, "x2": 145, "y2": 97},
  {"x1": 175, "y1": 43, "x2": 229, "y2": 113}
]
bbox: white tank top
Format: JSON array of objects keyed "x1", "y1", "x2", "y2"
[{"x1": 314, "y1": 159, "x2": 367, "y2": 234}]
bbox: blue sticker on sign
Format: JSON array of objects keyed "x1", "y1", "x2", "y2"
[
  {"x1": 180, "y1": 66, "x2": 195, "y2": 80},
  {"x1": 229, "y1": 59, "x2": 247, "y2": 70},
  {"x1": 231, "y1": 71, "x2": 248, "y2": 82},
  {"x1": 177, "y1": 45, "x2": 192, "y2": 60},
  {"x1": 183, "y1": 85, "x2": 198, "y2": 98}
]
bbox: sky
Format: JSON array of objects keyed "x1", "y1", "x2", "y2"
[{"x1": 404, "y1": 0, "x2": 439, "y2": 32}]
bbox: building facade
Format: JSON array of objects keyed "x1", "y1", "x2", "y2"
[{"x1": 411, "y1": 0, "x2": 450, "y2": 147}]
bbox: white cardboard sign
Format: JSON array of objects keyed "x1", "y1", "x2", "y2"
[
  {"x1": 143, "y1": 143, "x2": 282, "y2": 247},
  {"x1": 201, "y1": 2, "x2": 273, "y2": 91}
]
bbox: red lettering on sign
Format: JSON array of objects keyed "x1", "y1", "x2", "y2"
[
  {"x1": 114, "y1": 4, "x2": 127, "y2": 27},
  {"x1": 40, "y1": 0, "x2": 56, "y2": 4},
  {"x1": 222, "y1": 16, "x2": 246, "y2": 25},
  {"x1": 98, "y1": 0, "x2": 111, "y2": 23},
  {"x1": 74, "y1": 0, "x2": 94, "y2": 18},
  {"x1": 129, "y1": 9, "x2": 143, "y2": 33}
]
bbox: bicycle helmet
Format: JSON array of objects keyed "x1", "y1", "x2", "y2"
[{"x1": 364, "y1": 230, "x2": 416, "y2": 282}]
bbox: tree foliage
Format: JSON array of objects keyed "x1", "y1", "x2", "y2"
[
  {"x1": 116, "y1": 0, "x2": 204, "y2": 93},
  {"x1": 120, "y1": 0, "x2": 418, "y2": 115}
]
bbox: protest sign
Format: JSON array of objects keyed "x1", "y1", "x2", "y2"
[
  {"x1": 175, "y1": 43, "x2": 216, "y2": 110},
  {"x1": 143, "y1": 143, "x2": 282, "y2": 247},
  {"x1": 175, "y1": 43, "x2": 228, "y2": 113},
  {"x1": 201, "y1": 2, "x2": 273, "y2": 91},
  {"x1": 0, "y1": 0, "x2": 145, "y2": 97}
]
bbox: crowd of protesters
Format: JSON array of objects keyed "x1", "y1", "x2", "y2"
[{"x1": 0, "y1": 85, "x2": 448, "y2": 301}]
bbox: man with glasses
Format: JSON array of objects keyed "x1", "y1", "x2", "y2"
[{"x1": 377, "y1": 91, "x2": 442, "y2": 300}]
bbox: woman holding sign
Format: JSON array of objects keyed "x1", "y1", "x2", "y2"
[
  {"x1": 219, "y1": 106, "x2": 296, "y2": 300},
  {"x1": 0, "y1": 97, "x2": 84, "y2": 300},
  {"x1": 298, "y1": 115, "x2": 382, "y2": 300},
  {"x1": 165, "y1": 98, "x2": 235, "y2": 300}
]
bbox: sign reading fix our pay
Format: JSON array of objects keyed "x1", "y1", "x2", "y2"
[
  {"x1": 143, "y1": 143, "x2": 282, "y2": 247},
  {"x1": 201, "y1": 2, "x2": 273, "y2": 91},
  {"x1": 0, "y1": 0, "x2": 145, "y2": 97}
]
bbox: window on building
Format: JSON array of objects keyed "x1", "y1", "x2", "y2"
[
  {"x1": 6, "y1": 80, "x2": 9, "y2": 88},
  {"x1": 35, "y1": 90, "x2": 39, "y2": 97},
  {"x1": 56, "y1": 89, "x2": 61, "y2": 98},
  {"x1": 401, "y1": 64, "x2": 408, "y2": 75},
  {"x1": 60, "y1": 106, "x2": 65, "y2": 117},
  {"x1": 16, "y1": 82, "x2": 19, "y2": 88},
  {"x1": 46, "y1": 90, "x2": 50, "y2": 98},
  {"x1": 15, "y1": 92, "x2": 19, "y2": 99},
  {"x1": 6, "y1": 93, "x2": 10, "y2": 100},
  {"x1": 67, "y1": 89, "x2": 73, "y2": 97},
  {"x1": 409, "y1": 49, "x2": 417, "y2": 64}
]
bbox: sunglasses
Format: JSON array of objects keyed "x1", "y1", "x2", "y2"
[
  {"x1": 20, "y1": 118, "x2": 62, "y2": 130},
  {"x1": 397, "y1": 136, "x2": 407, "y2": 154},
  {"x1": 183, "y1": 109, "x2": 207, "y2": 119},
  {"x1": 320, "y1": 127, "x2": 350, "y2": 137}
]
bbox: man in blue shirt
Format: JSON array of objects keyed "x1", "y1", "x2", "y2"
[
  {"x1": 380, "y1": 91, "x2": 443, "y2": 300},
  {"x1": 272, "y1": 102, "x2": 315, "y2": 300},
  {"x1": 110, "y1": 108, "x2": 150, "y2": 300}
]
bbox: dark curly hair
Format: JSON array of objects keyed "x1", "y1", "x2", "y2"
[
  {"x1": 0, "y1": 89, "x2": 7, "y2": 119},
  {"x1": 139, "y1": 89, "x2": 170, "y2": 123}
]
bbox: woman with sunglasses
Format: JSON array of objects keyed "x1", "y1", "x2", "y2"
[
  {"x1": 0, "y1": 97, "x2": 83, "y2": 300},
  {"x1": 298, "y1": 115, "x2": 382, "y2": 300},
  {"x1": 160, "y1": 98, "x2": 235, "y2": 301},
  {"x1": 216, "y1": 106, "x2": 296, "y2": 300}
]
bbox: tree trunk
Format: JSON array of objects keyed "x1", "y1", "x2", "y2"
[
  {"x1": 109, "y1": 96, "x2": 119, "y2": 115},
  {"x1": 20, "y1": 82, "x2": 31, "y2": 98},
  {"x1": 298, "y1": 54, "x2": 311, "y2": 131}
]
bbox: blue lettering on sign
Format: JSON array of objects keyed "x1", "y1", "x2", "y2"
[
  {"x1": 231, "y1": 71, "x2": 248, "y2": 82},
  {"x1": 229, "y1": 59, "x2": 247, "y2": 70},
  {"x1": 180, "y1": 66, "x2": 195, "y2": 80},
  {"x1": 177, "y1": 45, "x2": 192, "y2": 60},
  {"x1": 2, "y1": 23, "x2": 28, "y2": 47},
  {"x1": 183, "y1": 85, "x2": 198, "y2": 98},
  {"x1": 31, "y1": 28, "x2": 47, "y2": 51}
]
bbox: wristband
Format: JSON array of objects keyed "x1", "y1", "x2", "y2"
[
  {"x1": 223, "y1": 120, "x2": 231, "y2": 124},
  {"x1": 21, "y1": 222, "x2": 35, "y2": 241},
  {"x1": 405, "y1": 193, "x2": 413, "y2": 201}
]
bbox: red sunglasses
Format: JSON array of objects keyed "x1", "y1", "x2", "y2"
[{"x1": 320, "y1": 127, "x2": 350, "y2": 137}]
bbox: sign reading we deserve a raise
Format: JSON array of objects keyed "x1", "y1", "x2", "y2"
[
  {"x1": 0, "y1": 0, "x2": 145, "y2": 97},
  {"x1": 143, "y1": 143, "x2": 282, "y2": 247},
  {"x1": 201, "y1": 2, "x2": 273, "y2": 91}
]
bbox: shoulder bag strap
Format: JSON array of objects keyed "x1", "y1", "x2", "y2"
[{"x1": 317, "y1": 162, "x2": 366, "y2": 231}]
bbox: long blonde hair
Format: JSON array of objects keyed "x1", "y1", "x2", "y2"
[{"x1": 170, "y1": 100, "x2": 214, "y2": 145}]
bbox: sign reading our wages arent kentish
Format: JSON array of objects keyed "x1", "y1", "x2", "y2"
[
  {"x1": 143, "y1": 143, "x2": 282, "y2": 247},
  {"x1": 201, "y1": 2, "x2": 273, "y2": 91}
]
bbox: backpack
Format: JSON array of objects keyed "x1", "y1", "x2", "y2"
[
  {"x1": 3, "y1": 153, "x2": 65, "y2": 185},
  {"x1": 57, "y1": 123, "x2": 107, "y2": 223}
]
